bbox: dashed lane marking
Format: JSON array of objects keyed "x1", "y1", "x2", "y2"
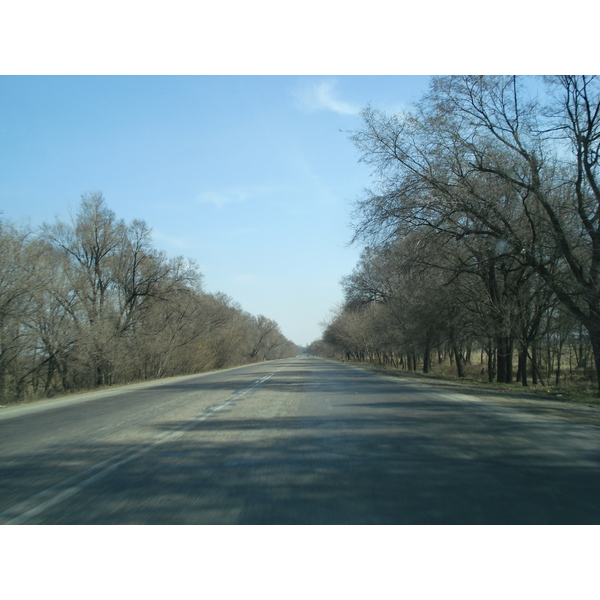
[{"x1": 0, "y1": 367, "x2": 281, "y2": 525}]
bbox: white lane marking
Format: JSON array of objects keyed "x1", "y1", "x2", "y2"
[
  {"x1": 4, "y1": 442, "x2": 158, "y2": 524},
  {"x1": 1, "y1": 446, "x2": 144, "y2": 523},
  {"x1": 0, "y1": 367, "x2": 280, "y2": 525}
]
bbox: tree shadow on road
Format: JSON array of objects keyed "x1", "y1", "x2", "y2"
[{"x1": 2, "y1": 400, "x2": 600, "y2": 524}]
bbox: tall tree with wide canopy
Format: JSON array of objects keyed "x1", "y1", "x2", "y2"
[{"x1": 351, "y1": 75, "x2": 600, "y2": 393}]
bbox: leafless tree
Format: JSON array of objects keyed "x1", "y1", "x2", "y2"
[
  {"x1": 350, "y1": 75, "x2": 600, "y2": 394},
  {"x1": 0, "y1": 195, "x2": 298, "y2": 404}
]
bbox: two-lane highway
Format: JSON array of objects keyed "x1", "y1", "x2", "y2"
[{"x1": 1, "y1": 356, "x2": 599, "y2": 524}]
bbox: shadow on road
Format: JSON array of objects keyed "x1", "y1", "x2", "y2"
[{"x1": 2, "y1": 395, "x2": 600, "y2": 524}]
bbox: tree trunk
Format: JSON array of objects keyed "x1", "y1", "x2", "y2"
[
  {"x1": 497, "y1": 337, "x2": 508, "y2": 383},
  {"x1": 486, "y1": 344, "x2": 496, "y2": 383},
  {"x1": 517, "y1": 347, "x2": 528, "y2": 386},
  {"x1": 496, "y1": 336, "x2": 514, "y2": 384},
  {"x1": 587, "y1": 325, "x2": 600, "y2": 397},
  {"x1": 506, "y1": 338, "x2": 514, "y2": 382},
  {"x1": 45, "y1": 356, "x2": 56, "y2": 396},
  {"x1": 453, "y1": 345, "x2": 465, "y2": 378},
  {"x1": 423, "y1": 332, "x2": 432, "y2": 373}
]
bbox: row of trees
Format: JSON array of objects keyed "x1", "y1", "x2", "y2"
[
  {"x1": 312, "y1": 76, "x2": 600, "y2": 393},
  {"x1": 0, "y1": 193, "x2": 298, "y2": 404},
  {"x1": 313, "y1": 229, "x2": 589, "y2": 387}
]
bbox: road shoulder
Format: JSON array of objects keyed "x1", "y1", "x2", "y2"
[{"x1": 339, "y1": 360, "x2": 600, "y2": 428}]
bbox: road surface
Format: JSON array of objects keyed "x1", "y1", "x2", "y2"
[{"x1": 1, "y1": 356, "x2": 599, "y2": 524}]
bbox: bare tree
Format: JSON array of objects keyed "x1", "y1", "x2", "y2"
[
  {"x1": 0, "y1": 195, "x2": 298, "y2": 404},
  {"x1": 0, "y1": 220, "x2": 38, "y2": 399},
  {"x1": 351, "y1": 75, "x2": 600, "y2": 394}
]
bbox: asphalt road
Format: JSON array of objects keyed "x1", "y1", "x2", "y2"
[{"x1": 1, "y1": 356, "x2": 599, "y2": 524}]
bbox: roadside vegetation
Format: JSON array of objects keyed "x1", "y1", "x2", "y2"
[
  {"x1": 310, "y1": 75, "x2": 600, "y2": 400},
  {"x1": 0, "y1": 193, "x2": 298, "y2": 405}
]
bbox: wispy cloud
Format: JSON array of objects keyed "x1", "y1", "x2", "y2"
[
  {"x1": 287, "y1": 152, "x2": 341, "y2": 207},
  {"x1": 294, "y1": 80, "x2": 359, "y2": 116},
  {"x1": 195, "y1": 184, "x2": 276, "y2": 208}
]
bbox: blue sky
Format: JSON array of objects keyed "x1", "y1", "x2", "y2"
[{"x1": 0, "y1": 76, "x2": 432, "y2": 345}]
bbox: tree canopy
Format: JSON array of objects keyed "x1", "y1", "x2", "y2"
[{"x1": 314, "y1": 76, "x2": 600, "y2": 395}]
